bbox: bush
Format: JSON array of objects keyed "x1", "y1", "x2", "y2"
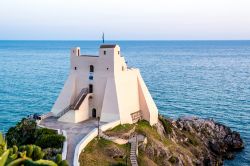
[
  {"x1": 32, "y1": 146, "x2": 45, "y2": 161},
  {"x1": 0, "y1": 132, "x2": 6, "y2": 156},
  {"x1": 35, "y1": 128, "x2": 57, "y2": 137},
  {"x1": 26, "y1": 145, "x2": 34, "y2": 157},
  {"x1": 6, "y1": 118, "x2": 37, "y2": 147},
  {"x1": 6, "y1": 118, "x2": 65, "y2": 150},
  {"x1": 58, "y1": 160, "x2": 69, "y2": 166},
  {"x1": 35, "y1": 134, "x2": 65, "y2": 149},
  {"x1": 55, "y1": 154, "x2": 62, "y2": 164},
  {"x1": 159, "y1": 116, "x2": 172, "y2": 134}
]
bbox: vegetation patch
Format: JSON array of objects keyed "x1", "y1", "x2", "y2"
[
  {"x1": 169, "y1": 155, "x2": 178, "y2": 164},
  {"x1": 79, "y1": 138, "x2": 130, "y2": 166},
  {"x1": 1, "y1": 118, "x2": 68, "y2": 166},
  {"x1": 0, "y1": 132, "x2": 68, "y2": 166},
  {"x1": 6, "y1": 118, "x2": 65, "y2": 149},
  {"x1": 105, "y1": 124, "x2": 134, "y2": 138},
  {"x1": 159, "y1": 116, "x2": 172, "y2": 134}
]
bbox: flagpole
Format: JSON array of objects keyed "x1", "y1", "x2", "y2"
[{"x1": 102, "y1": 32, "x2": 105, "y2": 43}]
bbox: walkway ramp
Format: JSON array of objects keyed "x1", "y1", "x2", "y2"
[{"x1": 57, "y1": 88, "x2": 89, "y2": 118}]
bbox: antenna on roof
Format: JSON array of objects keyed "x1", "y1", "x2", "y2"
[{"x1": 102, "y1": 32, "x2": 105, "y2": 43}]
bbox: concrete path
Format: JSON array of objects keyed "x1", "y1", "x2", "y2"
[{"x1": 40, "y1": 117, "x2": 103, "y2": 166}]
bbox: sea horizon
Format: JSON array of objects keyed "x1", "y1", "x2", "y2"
[{"x1": 0, "y1": 40, "x2": 249, "y2": 165}]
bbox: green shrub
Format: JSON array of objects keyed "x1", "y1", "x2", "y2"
[
  {"x1": 0, "y1": 133, "x2": 6, "y2": 156},
  {"x1": 58, "y1": 160, "x2": 69, "y2": 166},
  {"x1": 19, "y1": 145, "x2": 26, "y2": 152},
  {"x1": 6, "y1": 118, "x2": 64, "y2": 150},
  {"x1": 32, "y1": 146, "x2": 45, "y2": 161},
  {"x1": 0, "y1": 150, "x2": 9, "y2": 166},
  {"x1": 26, "y1": 145, "x2": 34, "y2": 157},
  {"x1": 7, "y1": 158, "x2": 58, "y2": 166},
  {"x1": 7, "y1": 158, "x2": 26, "y2": 166},
  {"x1": 55, "y1": 154, "x2": 62, "y2": 164},
  {"x1": 13, "y1": 145, "x2": 18, "y2": 154},
  {"x1": 6, "y1": 118, "x2": 37, "y2": 147},
  {"x1": 35, "y1": 128, "x2": 57, "y2": 138},
  {"x1": 35, "y1": 134, "x2": 65, "y2": 149},
  {"x1": 159, "y1": 116, "x2": 172, "y2": 134},
  {"x1": 26, "y1": 159, "x2": 58, "y2": 166}
]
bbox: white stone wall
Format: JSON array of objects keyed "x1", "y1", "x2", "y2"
[{"x1": 51, "y1": 45, "x2": 158, "y2": 125}]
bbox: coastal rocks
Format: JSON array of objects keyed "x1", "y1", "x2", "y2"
[
  {"x1": 139, "y1": 116, "x2": 244, "y2": 166},
  {"x1": 98, "y1": 116, "x2": 244, "y2": 166},
  {"x1": 106, "y1": 146, "x2": 126, "y2": 159},
  {"x1": 173, "y1": 117, "x2": 244, "y2": 165}
]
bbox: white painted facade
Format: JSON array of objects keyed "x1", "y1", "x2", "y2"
[{"x1": 51, "y1": 45, "x2": 158, "y2": 125}]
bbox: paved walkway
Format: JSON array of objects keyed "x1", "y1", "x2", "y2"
[{"x1": 40, "y1": 117, "x2": 103, "y2": 165}]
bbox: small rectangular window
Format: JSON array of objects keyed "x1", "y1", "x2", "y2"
[
  {"x1": 118, "y1": 51, "x2": 120, "y2": 55},
  {"x1": 104, "y1": 51, "x2": 106, "y2": 55}
]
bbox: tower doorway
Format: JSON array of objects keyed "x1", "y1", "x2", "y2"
[{"x1": 92, "y1": 108, "x2": 96, "y2": 118}]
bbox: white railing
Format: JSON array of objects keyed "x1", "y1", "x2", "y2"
[
  {"x1": 73, "y1": 120, "x2": 121, "y2": 166},
  {"x1": 61, "y1": 130, "x2": 68, "y2": 160}
]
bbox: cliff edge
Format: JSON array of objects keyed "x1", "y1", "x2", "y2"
[{"x1": 79, "y1": 115, "x2": 244, "y2": 166}]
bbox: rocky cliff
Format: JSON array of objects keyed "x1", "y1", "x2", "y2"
[
  {"x1": 138, "y1": 116, "x2": 244, "y2": 166},
  {"x1": 80, "y1": 115, "x2": 244, "y2": 166}
]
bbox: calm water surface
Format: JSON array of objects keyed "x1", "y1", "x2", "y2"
[{"x1": 0, "y1": 41, "x2": 249, "y2": 165}]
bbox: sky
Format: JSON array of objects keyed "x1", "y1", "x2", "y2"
[{"x1": 0, "y1": 0, "x2": 250, "y2": 40}]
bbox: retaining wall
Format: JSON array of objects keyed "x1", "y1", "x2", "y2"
[{"x1": 73, "y1": 120, "x2": 121, "y2": 166}]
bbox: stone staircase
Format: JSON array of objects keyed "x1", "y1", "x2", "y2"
[
  {"x1": 100, "y1": 131, "x2": 146, "y2": 166},
  {"x1": 130, "y1": 135, "x2": 138, "y2": 166}
]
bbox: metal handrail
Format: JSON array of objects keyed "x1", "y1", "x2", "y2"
[
  {"x1": 57, "y1": 88, "x2": 89, "y2": 118},
  {"x1": 72, "y1": 88, "x2": 89, "y2": 110}
]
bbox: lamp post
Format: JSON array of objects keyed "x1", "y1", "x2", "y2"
[{"x1": 97, "y1": 116, "x2": 100, "y2": 139}]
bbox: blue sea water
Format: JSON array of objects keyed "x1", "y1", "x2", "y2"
[{"x1": 0, "y1": 40, "x2": 249, "y2": 165}]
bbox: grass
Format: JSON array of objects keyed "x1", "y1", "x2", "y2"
[
  {"x1": 137, "y1": 150, "x2": 157, "y2": 166},
  {"x1": 136, "y1": 120, "x2": 172, "y2": 146},
  {"x1": 159, "y1": 116, "x2": 172, "y2": 134},
  {"x1": 79, "y1": 138, "x2": 130, "y2": 166},
  {"x1": 105, "y1": 124, "x2": 134, "y2": 137},
  {"x1": 80, "y1": 118, "x2": 203, "y2": 166}
]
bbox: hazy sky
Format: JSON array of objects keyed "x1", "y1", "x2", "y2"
[{"x1": 0, "y1": 0, "x2": 250, "y2": 40}]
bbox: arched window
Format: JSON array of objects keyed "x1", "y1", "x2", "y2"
[
  {"x1": 89, "y1": 84, "x2": 93, "y2": 93},
  {"x1": 90, "y1": 65, "x2": 94, "y2": 72}
]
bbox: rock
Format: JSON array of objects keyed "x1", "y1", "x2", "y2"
[
  {"x1": 209, "y1": 141, "x2": 221, "y2": 154},
  {"x1": 224, "y1": 152, "x2": 234, "y2": 160},
  {"x1": 224, "y1": 131, "x2": 244, "y2": 150},
  {"x1": 105, "y1": 147, "x2": 125, "y2": 159},
  {"x1": 174, "y1": 116, "x2": 244, "y2": 164}
]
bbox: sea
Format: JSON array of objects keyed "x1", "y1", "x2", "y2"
[{"x1": 0, "y1": 40, "x2": 249, "y2": 165}]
